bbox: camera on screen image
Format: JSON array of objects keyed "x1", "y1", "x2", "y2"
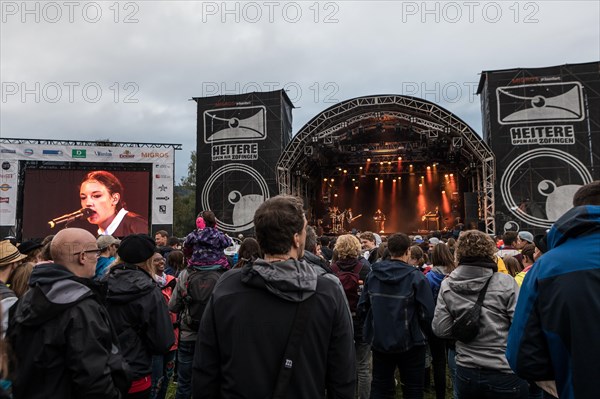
[
  {"x1": 200, "y1": 1, "x2": 340, "y2": 24},
  {"x1": 401, "y1": 81, "x2": 479, "y2": 104},
  {"x1": 1, "y1": 82, "x2": 140, "y2": 104},
  {"x1": 401, "y1": 1, "x2": 540, "y2": 24},
  {"x1": 201, "y1": 81, "x2": 340, "y2": 104},
  {"x1": 1, "y1": 1, "x2": 139, "y2": 23}
]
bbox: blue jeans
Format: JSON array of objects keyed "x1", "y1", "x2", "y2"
[
  {"x1": 175, "y1": 340, "x2": 195, "y2": 399},
  {"x1": 355, "y1": 342, "x2": 371, "y2": 399},
  {"x1": 370, "y1": 345, "x2": 426, "y2": 399},
  {"x1": 455, "y1": 365, "x2": 529, "y2": 399},
  {"x1": 150, "y1": 350, "x2": 176, "y2": 399},
  {"x1": 447, "y1": 347, "x2": 457, "y2": 399}
]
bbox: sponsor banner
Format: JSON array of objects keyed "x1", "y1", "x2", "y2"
[
  {"x1": 0, "y1": 144, "x2": 173, "y2": 165},
  {"x1": 152, "y1": 163, "x2": 173, "y2": 224},
  {"x1": 0, "y1": 161, "x2": 18, "y2": 226},
  {"x1": 194, "y1": 90, "x2": 293, "y2": 234},
  {"x1": 479, "y1": 62, "x2": 600, "y2": 231}
]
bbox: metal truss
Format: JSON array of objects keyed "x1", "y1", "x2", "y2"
[
  {"x1": 277, "y1": 94, "x2": 496, "y2": 234},
  {"x1": 0, "y1": 138, "x2": 182, "y2": 150}
]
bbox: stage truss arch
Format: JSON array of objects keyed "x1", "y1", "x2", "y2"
[{"x1": 277, "y1": 94, "x2": 496, "y2": 234}]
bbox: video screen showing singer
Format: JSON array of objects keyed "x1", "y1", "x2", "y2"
[{"x1": 79, "y1": 171, "x2": 148, "y2": 237}]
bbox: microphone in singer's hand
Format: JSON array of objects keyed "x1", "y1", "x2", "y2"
[{"x1": 48, "y1": 208, "x2": 94, "y2": 229}]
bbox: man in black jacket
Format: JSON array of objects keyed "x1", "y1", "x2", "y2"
[
  {"x1": 193, "y1": 195, "x2": 356, "y2": 398},
  {"x1": 358, "y1": 232, "x2": 435, "y2": 399},
  {"x1": 7, "y1": 228, "x2": 130, "y2": 399}
]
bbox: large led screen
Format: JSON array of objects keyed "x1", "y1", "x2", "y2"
[{"x1": 22, "y1": 168, "x2": 150, "y2": 238}]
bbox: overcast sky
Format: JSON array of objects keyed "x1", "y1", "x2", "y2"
[{"x1": 2, "y1": 0, "x2": 599, "y2": 181}]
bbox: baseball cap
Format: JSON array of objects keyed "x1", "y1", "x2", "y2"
[
  {"x1": 518, "y1": 231, "x2": 534, "y2": 244},
  {"x1": 97, "y1": 235, "x2": 121, "y2": 250}
]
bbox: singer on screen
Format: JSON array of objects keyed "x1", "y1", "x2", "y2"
[{"x1": 79, "y1": 170, "x2": 148, "y2": 237}]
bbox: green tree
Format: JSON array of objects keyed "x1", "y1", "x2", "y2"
[
  {"x1": 180, "y1": 150, "x2": 196, "y2": 187},
  {"x1": 173, "y1": 151, "x2": 197, "y2": 237}
]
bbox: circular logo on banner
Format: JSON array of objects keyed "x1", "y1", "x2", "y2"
[
  {"x1": 1, "y1": 162, "x2": 10, "y2": 171},
  {"x1": 500, "y1": 148, "x2": 592, "y2": 228},
  {"x1": 201, "y1": 163, "x2": 270, "y2": 233}
]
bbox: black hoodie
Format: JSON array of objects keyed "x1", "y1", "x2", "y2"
[
  {"x1": 7, "y1": 263, "x2": 129, "y2": 399},
  {"x1": 104, "y1": 263, "x2": 175, "y2": 379}
]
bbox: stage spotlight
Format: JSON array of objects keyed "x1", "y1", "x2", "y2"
[
  {"x1": 444, "y1": 174, "x2": 448, "y2": 178},
  {"x1": 380, "y1": 161, "x2": 384, "y2": 166},
  {"x1": 367, "y1": 158, "x2": 371, "y2": 162},
  {"x1": 352, "y1": 178, "x2": 355, "y2": 181},
  {"x1": 359, "y1": 166, "x2": 363, "y2": 170},
  {"x1": 323, "y1": 178, "x2": 328, "y2": 182},
  {"x1": 334, "y1": 193, "x2": 338, "y2": 197},
  {"x1": 426, "y1": 166, "x2": 431, "y2": 170},
  {"x1": 388, "y1": 161, "x2": 392, "y2": 165},
  {"x1": 450, "y1": 173, "x2": 454, "y2": 177},
  {"x1": 398, "y1": 156, "x2": 402, "y2": 160},
  {"x1": 442, "y1": 190, "x2": 446, "y2": 194},
  {"x1": 409, "y1": 164, "x2": 413, "y2": 168},
  {"x1": 331, "y1": 178, "x2": 335, "y2": 182},
  {"x1": 343, "y1": 169, "x2": 347, "y2": 174},
  {"x1": 375, "y1": 177, "x2": 379, "y2": 181},
  {"x1": 419, "y1": 183, "x2": 423, "y2": 187},
  {"x1": 355, "y1": 186, "x2": 359, "y2": 190}
]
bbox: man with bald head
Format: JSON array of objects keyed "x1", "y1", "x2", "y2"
[{"x1": 7, "y1": 228, "x2": 130, "y2": 399}]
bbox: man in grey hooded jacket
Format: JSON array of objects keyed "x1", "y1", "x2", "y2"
[{"x1": 192, "y1": 195, "x2": 356, "y2": 399}]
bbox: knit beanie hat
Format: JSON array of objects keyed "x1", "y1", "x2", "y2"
[{"x1": 117, "y1": 234, "x2": 155, "y2": 264}]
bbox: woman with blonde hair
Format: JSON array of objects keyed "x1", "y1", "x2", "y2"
[
  {"x1": 10, "y1": 262, "x2": 34, "y2": 298},
  {"x1": 331, "y1": 234, "x2": 371, "y2": 399},
  {"x1": 432, "y1": 230, "x2": 527, "y2": 399}
]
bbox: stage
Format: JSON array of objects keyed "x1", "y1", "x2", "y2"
[{"x1": 276, "y1": 95, "x2": 492, "y2": 234}]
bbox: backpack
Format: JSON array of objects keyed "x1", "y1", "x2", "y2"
[
  {"x1": 181, "y1": 267, "x2": 224, "y2": 331},
  {"x1": 330, "y1": 262, "x2": 363, "y2": 312}
]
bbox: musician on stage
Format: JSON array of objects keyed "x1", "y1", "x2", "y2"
[
  {"x1": 373, "y1": 209, "x2": 386, "y2": 233},
  {"x1": 343, "y1": 208, "x2": 352, "y2": 231}
]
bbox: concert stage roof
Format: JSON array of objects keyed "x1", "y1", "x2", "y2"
[{"x1": 277, "y1": 95, "x2": 495, "y2": 234}]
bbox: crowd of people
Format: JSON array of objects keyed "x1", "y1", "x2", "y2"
[{"x1": 0, "y1": 180, "x2": 598, "y2": 399}]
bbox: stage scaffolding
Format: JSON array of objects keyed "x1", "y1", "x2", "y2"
[{"x1": 276, "y1": 95, "x2": 496, "y2": 234}]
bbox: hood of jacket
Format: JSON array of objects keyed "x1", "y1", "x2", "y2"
[
  {"x1": 370, "y1": 259, "x2": 419, "y2": 283},
  {"x1": 446, "y1": 264, "x2": 494, "y2": 295},
  {"x1": 302, "y1": 250, "x2": 332, "y2": 275},
  {"x1": 241, "y1": 258, "x2": 317, "y2": 302},
  {"x1": 427, "y1": 267, "x2": 446, "y2": 285},
  {"x1": 105, "y1": 263, "x2": 156, "y2": 303},
  {"x1": 547, "y1": 205, "x2": 600, "y2": 250},
  {"x1": 14, "y1": 262, "x2": 94, "y2": 326}
]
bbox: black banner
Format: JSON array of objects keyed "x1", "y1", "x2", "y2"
[
  {"x1": 479, "y1": 62, "x2": 600, "y2": 232},
  {"x1": 194, "y1": 90, "x2": 293, "y2": 234}
]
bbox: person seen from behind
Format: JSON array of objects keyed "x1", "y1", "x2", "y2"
[
  {"x1": 432, "y1": 230, "x2": 527, "y2": 399},
  {"x1": 358, "y1": 232, "x2": 435, "y2": 399},
  {"x1": 192, "y1": 195, "x2": 356, "y2": 398},
  {"x1": 332, "y1": 234, "x2": 372, "y2": 399},
  {"x1": 105, "y1": 234, "x2": 175, "y2": 399},
  {"x1": 7, "y1": 228, "x2": 130, "y2": 399},
  {"x1": 507, "y1": 181, "x2": 600, "y2": 399}
]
